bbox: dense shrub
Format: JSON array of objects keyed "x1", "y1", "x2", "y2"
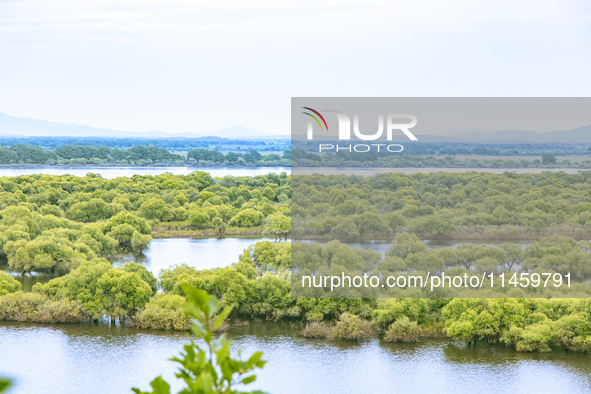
[
  {"x1": 330, "y1": 312, "x2": 375, "y2": 340},
  {"x1": 382, "y1": 317, "x2": 422, "y2": 343},
  {"x1": 292, "y1": 171, "x2": 591, "y2": 239},
  {"x1": 0, "y1": 271, "x2": 21, "y2": 296},
  {"x1": 443, "y1": 298, "x2": 591, "y2": 351},
  {"x1": 33, "y1": 259, "x2": 153, "y2": 321},
  {"x1": 301, "y1": 313, "x2": 374, "y2": 341},
  {"x1": 134, "y1": 294, "x2": 191, "y2": 330},
  {"x1": 229, "y1": 209, "x2": 264, "y2": 227},
  {"x1": 301, "y1": 321, "x2": 332, "y2": 338},
  {"x1": 0, "y1": 292, "x2": 87, "y2": 323}
]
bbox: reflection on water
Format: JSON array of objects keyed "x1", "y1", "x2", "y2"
[
  {"x1": 3, "y1": 237, "x2": 536, "y2": 291},
  {"x1": 1, "y1": 321, "x2": 591, "y2": 394},
  {"x1": 0, "y1": 256, "x2": 65, "y2": 292},
  {"x1": 1, "y1": 237, "x2": 272, "y2": 291},
  {"x1": 110, "y1": 237, "x2": 273, "y2": 274},
  {"x1": 0, "y1": 166, "x2": 290, "y2": 179}
]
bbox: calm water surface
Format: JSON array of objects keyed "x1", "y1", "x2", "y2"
[
  {"x1": 1, "y1": 321, "x2": 590, "y2": 394},
  {"x1": 0, "y1": 166, "x2": 290, "y2": 179},
  {"x1": 111, "y1": 237, "x2": 273, "y2": 273},
  {"x1": 1, "y1": 237, "x2": 272, "y2": 291},
  {"x1": 0, "y1": 166, "x2": 584, "y2": 179},
  {"x1": 3, "y1": 238, "x2": 534, "y2": 291}
]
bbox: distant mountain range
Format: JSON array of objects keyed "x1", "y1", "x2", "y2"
[
  {"x1": 0, "y1": 112, "x2": 288, "y2": 140},
  {"x1": 1, "y1": 112, "x2": 590, "y2": 143},
  {"x1": 310, "y1": 125, "x2": 591, "y2": 144},
  {"x1": 415, "y1": 125, "x2": 591, "y2": 144}
]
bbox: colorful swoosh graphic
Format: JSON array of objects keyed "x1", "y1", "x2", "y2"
[{"x1": 302, "y1": 107, "x2": 328, "y2": 131}]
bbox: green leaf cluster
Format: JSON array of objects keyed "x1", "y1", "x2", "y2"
[{"x1": 132, "y1": 284, "x2": 267, "y2": 394}]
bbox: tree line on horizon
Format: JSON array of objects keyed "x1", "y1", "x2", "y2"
[
  {"x1": 0, "y1": 144, "x2": 291, "y2": 166},
  {"x1": 291, "y1": 149, "x2": 584, "y2": 169},
  {"x1": 0, "y1": 135, "x2": 288, "y2": 150},
  {"x1": 294, "y1": 141, "x2": 591, "y2": 156},
  {"x1": 3, "y1": 142, "x2": 591, "y2": 169}
]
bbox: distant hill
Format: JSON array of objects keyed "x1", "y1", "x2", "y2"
[
  {"x1": 2, "y1": 111, "x2": 589, "y2": 143},
  {"x1": 417, "y1": 125, "x2": 591, "y2": 144},
  {"x1": 0, "y1": 112, "x2": 287, "y2": 139},
  {"x1": 193, "y1": 125, "x2": 278, "y2": 139}
]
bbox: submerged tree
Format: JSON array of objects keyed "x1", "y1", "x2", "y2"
[
  {"x1": 212, "y1": 217, "x2": 227, "y2": 238},
  {"x1": 262, "y1": 213, "x2": 290, "y2": 241}
]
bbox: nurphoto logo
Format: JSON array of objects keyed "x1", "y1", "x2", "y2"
[
  {"x1": 303, "y1": 107, "x2": 418, "y2": 141},
  {"x1": 302, "y1": 107, "x2": 417, "y2": 152}
]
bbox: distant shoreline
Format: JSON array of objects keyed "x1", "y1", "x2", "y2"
[
  {"x1": 2, "y1": 163, "x2": 590, "y2": 169},
  {"x1": 0, "y1": 164, "x2": 288, "y2": 168}
]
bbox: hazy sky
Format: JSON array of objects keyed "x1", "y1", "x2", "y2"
[{"x1": 1, "y1": 0, "x2": 590, "y2": 135}]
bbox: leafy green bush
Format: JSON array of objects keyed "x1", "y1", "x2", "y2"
[
  {"x1": 0, "y1": 292, "x2": 87, "y2": 323},
  {"x1": 33, "y1": 259, "x2": 153, "y2": 321},
  {"x1": 132, "y1": 284, "x2": 267, "y2": 394},
  {"x1": 134, "y1": 294, "x2": 191, "y2": 331},
  {"x1": 373, "y1": 299, "x2": 429, "y2": 331},
  {"x1": 300, "y1": 313, "x2": 374, "y2": 341},
  {"x1": 0, "y1": 270, "x2": 21, "y2": 296},
  {"x1": 229, "y1": 209, "x2": 264, "y2": 227},
  {"x1": 382, "y1": 316, "x2": 422, "y2": 343},
  {"x1": 188, "y1": 209, "x2": 210, "y2": 228},
  {"x1": 301, "y1": 321, "x2": 332, "y2": 338},
  {"x1": 442, "y1": 298, "x2": 591, "y2": 350},
  {"x1": 330, "y1": 312, "x2": 374, "y2": 340},
  {"x1": 262, "y1": 213, "x2": 290, "y2": 240},
  {"x1": 0, "y1": 378, "x2": 11, "y2": 393}
]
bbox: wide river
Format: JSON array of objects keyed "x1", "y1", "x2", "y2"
[{"x1": 1, "y1": 321, "x2": 590, "y2": 394}]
